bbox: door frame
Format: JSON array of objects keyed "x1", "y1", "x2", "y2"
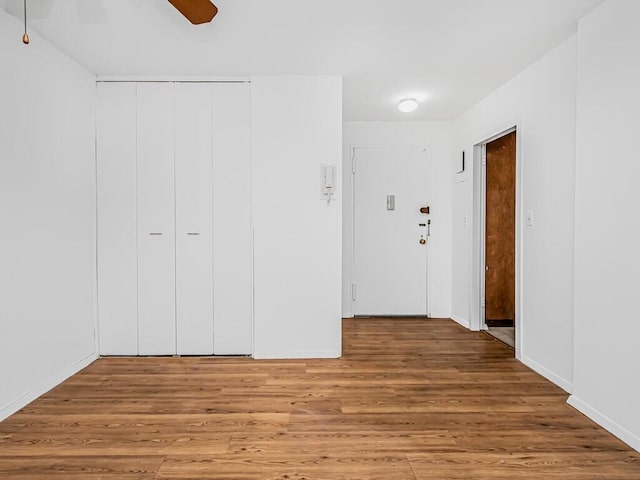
[
  {"x1": 350, "y1": 145, "x2": 431, "y2": 317},
  {"x1": 471, "y1": 124, "x2": 523, "y2": 358}
]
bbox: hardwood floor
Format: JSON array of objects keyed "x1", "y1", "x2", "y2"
[{"x1": 1, "y1": 318, "x2": 638, "y2": 479}]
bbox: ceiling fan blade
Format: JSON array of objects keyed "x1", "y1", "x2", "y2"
[{"x1": 167, "y1": 0, "x2": 218, "y2": 25}]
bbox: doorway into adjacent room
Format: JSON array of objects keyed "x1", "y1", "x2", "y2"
[
  {"x1": 483, "y1": 130, "x2": 517, "y2": 348},
  {"x1": 351, "y1": 146, "x2": 431, "y2": 317}
]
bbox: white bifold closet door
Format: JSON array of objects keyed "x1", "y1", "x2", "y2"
[
  {"x1": 97, "y1": 81, "x2": 252, "y2": 356},
  {"x1": 96, "y1": 83, "x2": 138, "y2": 355},
  {"x1": 137, "y1": 83, "x2": 176, "y2": 355},
  {"x1": 175, "y1": 84, "x2": 215, "y2": 355}
]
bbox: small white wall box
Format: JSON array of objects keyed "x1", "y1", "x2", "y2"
[
  {"x1": 321, "y1": 164, "x2": 336, "y2": 203},
  {"x1": 387, "y1": 195, "x2": 396, "y2": 210}
]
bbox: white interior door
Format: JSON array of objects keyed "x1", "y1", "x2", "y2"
[
  {"x1": 137, "y1": 83, "x2": 176, "y2": 355},
  {"x1": 96, "y1": 82, "x2": 138, "y2": 355},
  {"x1": 353, "y1": 146, "x2": 430, "y2": 316},
  {"x1": 175, "y1": 84, "x2": 215, "y2": 355}
]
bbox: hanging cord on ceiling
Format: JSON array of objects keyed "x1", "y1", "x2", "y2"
[{"x1": 22, "y1": 0, "x2": 30, "y2": 44}]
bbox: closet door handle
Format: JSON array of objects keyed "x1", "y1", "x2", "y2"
[
  {"x1": 187, "y1": 232, "x2": 200, "y2": 236},
  {"x1": 149, "y1": 232, "x2": 163, "y2": 236}
]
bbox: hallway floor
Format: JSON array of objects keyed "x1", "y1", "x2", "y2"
[
  {"x1": 1, "y1": 318, "x2": 638, "y2": 479},
  {"x1": 487, "y1": 326, "x2": 515, "y2": 348}
]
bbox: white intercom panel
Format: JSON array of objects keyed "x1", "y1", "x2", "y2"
[{"x1": 320, "y1": 164, "x2": 336, "y2": 203}]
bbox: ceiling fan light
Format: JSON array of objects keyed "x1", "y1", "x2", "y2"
[{"x1": 398, "y1": 99, "x2": 418, "y2": 113}]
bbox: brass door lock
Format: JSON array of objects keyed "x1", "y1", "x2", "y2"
[{"x1": 419, "y1": 238, "x2": 426, "y2": 245}]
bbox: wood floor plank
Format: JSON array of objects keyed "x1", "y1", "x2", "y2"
[
  {"x1": 341, "y1": 395, "x2": 540, "y2": 413},
  {"x1": 0, "y1": 413, "x2": 289, "y2": 434},
  {"x1": 407, "y1": 452, "x2": 640, "y2": 479},
  {"x1": 0, "y1": 455, "x2": 164, "y2": 479},
  {"x1": 0, "y1": 318, "x2": 638, "y2": 479},
  {"x1": 227, "y1": 432, "x2": 459, "y2": 455},
  {"x1": 454, "y1": 430, "x2": 634, "y2": 453},
  {"x1": 0, "y1": 432, "x2": 230, "y2": 456},
  {"x1": 154, "y1": 454, "x2": 417, "y2": 480},
  {"x1": 287, "y1": 411, "x2": 606, "y2": 433},
  {"x1": 21, "y1": 398, "x2": 342, "y2": 415}
]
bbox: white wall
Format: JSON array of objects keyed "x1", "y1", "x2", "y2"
[
  {"x1": 342, "y1": 122, "x2": 453, "y2": 318},
  {"x1": 451, "y1": 36, "x2": 578, "y2": 392},
  {"x1": 0, "y1": 11, "x2": 97, "y2": 420},
  {"x1": 569, "y1": 0, "x2": 640, "y2": 451},
  {"x1": 252, "y1": 76, "x2": 343, "y2": 358}
]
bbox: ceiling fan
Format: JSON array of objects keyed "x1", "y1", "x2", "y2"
[{"x1": 6, "y1": 0, "x2": 219, "y2": 44}]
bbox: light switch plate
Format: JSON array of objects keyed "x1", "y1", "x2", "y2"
[
  {"x1": 387, "y1": 195, "x2": 396, "y2": 211},
  {"x1": 526, "y1": 211, "x2": 534, "y2": 226}
]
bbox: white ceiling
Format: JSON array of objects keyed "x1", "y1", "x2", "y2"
[{"x1": 5, "y1": 0, "x2": 602, "y2": 120}]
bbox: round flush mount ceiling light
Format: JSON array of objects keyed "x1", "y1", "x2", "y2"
[{"x1": 398, "y1": 98, "x2": 418, "y2": 113}]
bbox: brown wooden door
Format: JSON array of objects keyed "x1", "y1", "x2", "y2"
[{"x1": 485, "y1": 131, "x2": 516, "y2": 323}]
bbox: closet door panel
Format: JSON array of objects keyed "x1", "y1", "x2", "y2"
[
  {"x1": 212, "y1": 83, "x2": 253, "y2": 355},
  {"x1": 96, "y1": 83, "x2": 138, "y2": 355},
  {"x1": 175, "y1": 84, "x2": 214, "y2": 355},
  {"x1": 137, "y1": 83, "x2": 176, "y2": 355}
]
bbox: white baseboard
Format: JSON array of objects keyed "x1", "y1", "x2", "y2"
[
  {"x1": 253, "y1": 350, "x2": 341, "y2": 360},
  {"x1": 429, "y1": 312, "x2": 452, "y2": 319},
  {"x1": 0, "y1": 352, "x2": 98, "y2": 422},
  {"x1": 520, "y1": 353, "x2": 572, "y2": 393},
  {"x1": 568, "y1": 395, "x2": 640, "y2": 452},
  {"x1": 450, "y1": 314, "x2": 470, "y2": 328}
]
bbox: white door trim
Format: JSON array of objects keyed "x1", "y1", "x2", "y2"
[{"x1": 471, "y1": 124, "x2": 523, "y2": 359}]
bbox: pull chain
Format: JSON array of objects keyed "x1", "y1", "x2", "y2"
[{"x1": 22, "y1": 0, "x2": 30, "y2": 44}]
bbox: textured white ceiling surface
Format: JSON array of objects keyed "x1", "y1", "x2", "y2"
[{"x1": 4, "y1": 0, "x2": 602, "y2": 120}]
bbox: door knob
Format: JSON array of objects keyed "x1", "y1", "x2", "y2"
[{"x1": 419, "y1": 238, "x2": 426, "y2": 245}]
